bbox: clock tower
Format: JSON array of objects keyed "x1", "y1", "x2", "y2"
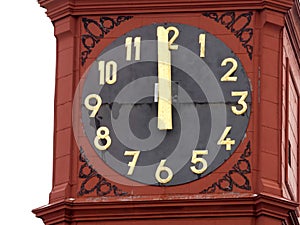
[{"x1": 33, "y1": 0, "x2": 300, "y2": 224}]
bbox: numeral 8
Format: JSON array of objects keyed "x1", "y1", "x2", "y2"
[{"x1": 94, "y1": 126, "x2": 111, "y2": 151}]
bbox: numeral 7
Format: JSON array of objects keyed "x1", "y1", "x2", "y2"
[{"x1": 124, "y1": 150, "x2": 140, "y2": 175}]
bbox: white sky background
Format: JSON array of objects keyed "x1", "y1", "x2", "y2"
[{"x1": 0, "y1": 1, "x2": 55, "y2": 224}]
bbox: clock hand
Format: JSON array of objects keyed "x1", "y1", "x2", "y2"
[{"x1": 157, "y1": 26, "x2": 178, "y2": 130}]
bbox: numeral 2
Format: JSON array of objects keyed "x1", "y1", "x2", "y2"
[{"x1": 220, "y1": 58, "x2": 238, "y2": 82}]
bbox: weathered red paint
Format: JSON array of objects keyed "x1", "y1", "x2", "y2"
[{"x1": 33, "y1": 0, "x2": 300, "y2": 224}]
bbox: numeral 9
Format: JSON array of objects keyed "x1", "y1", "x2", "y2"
[{"x1": 84, "y1": 94, "x2": 102, "y2": 117}]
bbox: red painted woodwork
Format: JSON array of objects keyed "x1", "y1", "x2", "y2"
[
  {"x1": 33, "y1": 0, "x2": 300, "y2": 224},
  {"x1": 282, "y1": 1, "x2": 300, "y2": 217}
]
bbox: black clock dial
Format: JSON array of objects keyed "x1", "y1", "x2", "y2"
[{"x1": 79, "y1": 23, "x2": 251, "y2": 186}]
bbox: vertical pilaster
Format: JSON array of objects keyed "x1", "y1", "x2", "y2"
[
  {"x1": 257, "y1": 9, "x2": 285, "y2": 196},
  {"x1": 50, "y1": 16, "x2": 77, "y2": 202}
]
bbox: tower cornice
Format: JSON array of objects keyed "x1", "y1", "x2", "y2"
[{"x1": 38, "y1": 0, "x2": 294, "y2": 22}]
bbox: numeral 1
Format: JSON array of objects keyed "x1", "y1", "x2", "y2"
[
  {"x1": 217, "y1": 126, "x2": 235, "y2": 151},
  {"x1": 125, "y1": 36, "x2": 141, "y2": 61},
  {"x1": 199, "y1": 34, "x2": 206, "y2": 58},
  {"x1": 98, "y1": 60, "x2": 117, "y2": 85}
]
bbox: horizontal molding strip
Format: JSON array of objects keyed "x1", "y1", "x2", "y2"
[
  {"x1": 33, "y1": 193, "x2": 298, "y2": 224},
  {"x1": 38, "y1": 0, "x2": 294, "y2": 22}
]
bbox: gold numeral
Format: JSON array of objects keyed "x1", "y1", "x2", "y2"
[
  {"x1": 155, "y1": 159, "x2": 173, "y2": 184},
  {"x1": 98, "y1": 60, "x2": 117, "y2": 85},
  {"x1": 231, "y1": 91, "x2": 248, "y2": 115},
  {"x1": 125, "y1": 37, "x2": 132, "y2": 61},
  {"x1": 199, "y1": 34, "x2": 206, "y2": 58},
  {"x1": 220, "y1": 58, "x2": 238, "y2": 82},
  {"x1": 125, "y1": 36, "x2": 141, "y2": 61},
  {"x1": 134, "y1": 37, "x2": 141, "y2": 60},
  {"x1": 190, "y1": 150, "x2": 208, "y2": 174},
  {"x1": 84, "y1": 94, "x2": 102, "y2": 117},
  {"x1": 94, "y1": 126, "x2": 111, "y2": 151},
  {"x1": 166, "y1": 26, "x2": 179, "y2": 50},
  {"x1": 217, "y1": 126, "x2": 235, "y2": 151},
  {"x1": 124, "y1": 150, "x2": 140, "y2": 175}
]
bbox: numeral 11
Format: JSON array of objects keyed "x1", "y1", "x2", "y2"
[{"x1": 125, "y1": 36, "x2": 141, "y2": 61}]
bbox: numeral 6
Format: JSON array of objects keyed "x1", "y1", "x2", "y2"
[{"x1": 155, "y1": 159, "x2": 173, "y2": 184}]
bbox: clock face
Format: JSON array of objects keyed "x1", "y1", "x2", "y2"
[{"x1": 77, "y1": 23, "x2": 251, "y2": 186}]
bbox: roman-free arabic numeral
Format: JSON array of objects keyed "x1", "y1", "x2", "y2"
[{"x1": 98, "y1": 60, "x2": 117, "y2": 85}]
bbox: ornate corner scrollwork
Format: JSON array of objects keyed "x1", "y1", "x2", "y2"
[
  {"x1": 81, "y1": 16, "x2": 133, "y2": 66},
  {"x1": 203, "y1": 11, "x2": 254, "y2": 60},
  {"x1": 78, "y1": 147, "x2": 128, "y2": 197},
  {"x1": 200, "y1": 141, "x2": 251, "y2": 194}
]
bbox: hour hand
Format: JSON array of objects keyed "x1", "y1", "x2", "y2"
[
  {"x1": 157, "y1": 59, "x2": 172, "y2": 130},
  {"x1": 157, "y1": 26, "x2": 178, "y2": 130}
]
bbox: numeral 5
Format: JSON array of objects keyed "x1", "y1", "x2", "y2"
[{"x1": 190, "y1": 150, "x2": 208, "y2": 174}]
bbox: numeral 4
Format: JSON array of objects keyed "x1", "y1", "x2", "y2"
[{"x1": 217, "y1": 126, "x2": 235, "y2": 151}]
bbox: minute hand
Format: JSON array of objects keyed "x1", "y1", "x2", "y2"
[{"x1": 157, "y1": 26, "x2": 178, "y2": 130}]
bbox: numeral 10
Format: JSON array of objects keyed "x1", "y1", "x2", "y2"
[{"x1": 98, "y1": 60, "x2": 117, "y2": 85}]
